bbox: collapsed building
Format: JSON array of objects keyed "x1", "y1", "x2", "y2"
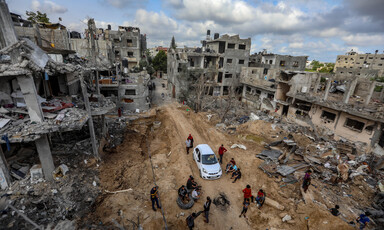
[
  {"x1": 167, "y1": 30, "x2": 251, "y2": 100},
  {"x1": 241, "y1": 50, "x2": 309, "y2": 111},
  {"x1": 240, "y1": 61, "x2": 384, "y2": 154},
  {"x1": 0, "y1": 0, "x2": 120, "y2": 188}
]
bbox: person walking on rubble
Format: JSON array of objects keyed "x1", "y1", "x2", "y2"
[
  {"x1": 239, "y1": 198, "x2": 250, "y2": 219},
  {"x1": 203, "y1": 196, "x2": 211, "y2": 223},
  {"x1": 356, "y1": 212, "x2": 371, "y2": 229},
  {"x1": 150, "y1": 186, "x2": 161, "y2": 211},
  {"x1": 302, "y1": 170, "x2": 312, "y2": 193},
  {"x1": 218, "y1": 144, "x2": 227, "y2": 164}
]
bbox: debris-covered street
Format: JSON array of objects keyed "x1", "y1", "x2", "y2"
[
  {"x1": 1, "y1": 0, "x2": 384, "y2": 229},
  {"x1": 78, "y1": 96, "x2": 375, "y2": 229}
]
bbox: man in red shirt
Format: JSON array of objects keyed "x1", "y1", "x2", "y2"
[
  {"x1": 242, "y1": 185, "x2": 254, "y2": 202},
  {"x1": 218, "y1": 144, "x2": 227, "y2": 164}
]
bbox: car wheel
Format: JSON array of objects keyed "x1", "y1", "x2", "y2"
[{"x1": 176, "y1": 193, "x2": 195, "y2": 209}]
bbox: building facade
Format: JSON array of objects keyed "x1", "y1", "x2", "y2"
[
  {"x1": 334, "y1": 50, "x2": 384, "y2": 77},
  {"x1": 167, "y1": 32, "x2": 251, "y2": 100}
]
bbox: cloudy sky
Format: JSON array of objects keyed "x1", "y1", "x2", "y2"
[{"x1": 6, "y1": 0, "x2": 384, "y2": 62}]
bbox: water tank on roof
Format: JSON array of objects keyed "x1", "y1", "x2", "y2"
[
  {"x1": 214, "y1": 33, "x2": 219, "y2": 39},
  {"x1": 107, "y1": 24, "x2": 111, "y2": 30},
  {"x1": 202, "y1": 40, "x2": 207, "y2": 47},
  {"x1": 207, "y1": 30, "x2": 211, "y2": 35}
]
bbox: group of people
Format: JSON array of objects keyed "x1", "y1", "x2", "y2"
[
  {"x1": 240, "y1": 185, "x2": 266, "y2": 218},
  {"x1": 178, "y1": 176, "x2": 202, "y2": 201},
  {"x1": 225, "y1": 157, "x2": 242, "y2": 183}
]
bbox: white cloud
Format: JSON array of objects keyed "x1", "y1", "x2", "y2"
[
  {"x1": 342, "y1": 34, "x2": 384, "y2": 46},
  {"x1": 31, "y1": 0, "x2": 68, "y2": 14},
  {"x1": 102, "y1": 0, "x2": 148, "y2": 8},
  {"x1": 289, "y1": 42, "x2": 304, "y2": 49}
]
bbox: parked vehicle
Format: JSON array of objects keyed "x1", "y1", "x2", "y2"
[{"x1": 193, "y1": 144, "x2": 222, "y2": 180}]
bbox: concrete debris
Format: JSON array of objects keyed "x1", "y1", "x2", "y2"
[
  {"x1": 230, "y1": 144, "x2": 247, "y2": 150},
  {"x1": 30, "y1": 164, "x2": 43, "y2": 183},
  {"x1": 282, "y1": 214, "x2": 292, "y2": 222},
  {"x1": 265, "y1": 197, "x2": 285, "y2": 210},
  {"x1": 249, "y1": 113, "x2": 260, "y2": 121},
  {"x1": 207, "y1": 114, "x2": 213, "y2": 121},
  {"x1": 53, "y1": 164, "x2": 69, "y2": 181},
  {"x1": 337, "y1": 163, "x2": 349, "y2": 181},
  {"x1": 216, "y1": 123, "x2": 227, "y2": 130},
  {"x1": 257, "y1": 150, "x2": 283, "y2": 161},
  {"x1": 349, "y1": 165, "x2": 368, "y2": 179}
]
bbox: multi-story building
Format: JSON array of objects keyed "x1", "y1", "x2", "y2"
[
  {"x1": 167, "y1": 31, "x2": 251, "y2": 100},
  {"x1": 249, "y1": 50, "x2": 308, "y2": 70},
  {"x1": 334, "y1": 50, "x2": 384, "y2": 77},
  {"x1": 240, "y1": 50, "x2": 308, "y2": 111},
  {"x1": 106, "y1": 26, "x2": 145, "y2": 68}
]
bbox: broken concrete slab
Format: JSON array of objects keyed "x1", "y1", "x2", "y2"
[
  {"x1": 265, "y1": 197, "x2": 285, "y2": 210},
  {"x1": 257, "y1": 149, "x2": 282, "y2": 161}
]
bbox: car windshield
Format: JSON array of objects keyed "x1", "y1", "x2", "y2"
[{"x1": 202, "y1": 154, "x2": 218, "y2": 165}]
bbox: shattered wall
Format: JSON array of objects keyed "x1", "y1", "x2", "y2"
[
  {"x1": 70, "y1": 38, "x2": 112, "y2": 61},
  {"x1": 119, "y1": 72, "x2": 150, "y2": 112},
  {"x1": 15, "y1": 26, "x2": 70, "y2": 50}
]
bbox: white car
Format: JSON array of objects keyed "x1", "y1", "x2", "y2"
[{"x1": 193, "y1": 144, "x2": 222, "y2": 180}]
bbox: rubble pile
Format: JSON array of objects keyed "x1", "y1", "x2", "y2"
[
  {"x1": 254, "y1": 126, "x2": 383, "y2": 227},
  {"x1": 104, "y1": 117, "x2": 127, "y2": 149},
  {"x1": 0, "y1": 152, "x2": 100, "y2": 229},
  {"x1": 0, "y1": 106, "x2": 89, "y2": 143}
]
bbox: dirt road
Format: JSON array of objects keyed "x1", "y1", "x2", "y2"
[{"x1": 86, "y1": 101, "x2": 354, "y2": 230}]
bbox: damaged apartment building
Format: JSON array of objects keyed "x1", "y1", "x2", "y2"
[
  {"x1": 167, "y1": 30, "x2": 251, "y2": 100},
  {"x1": 240, "y1": 49, "x2": 384, "y2": 154},
  {"x1": 0, "y1": 0, "x2": 118, "y2": 194},
  {"x1": 241, "y1": 50, "x2": 308, "y2": 111},
  {"x1": 69, "y1": 23, "x2": 151, "y2": 113},
  {"x1": 334, "y1": 49, "x2": 384, "y2": 78}
]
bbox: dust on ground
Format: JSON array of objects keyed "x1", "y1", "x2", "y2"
[{"x1": 82, "y1": 102, "x2": 355, "y2": 230}]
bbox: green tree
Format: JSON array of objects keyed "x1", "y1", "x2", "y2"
[
  {"x1": 139, "y1": 60, "x2": 154, "y2": 75},
  {"x1": 152, "y1": 50, "x2": 167, "y2": 73},
  {"x1": 26, "y1": 11, "x2": 50, "y2": 23},
  {"x1": 170, "y1": 36, "x2": 177, "y2": 49}
]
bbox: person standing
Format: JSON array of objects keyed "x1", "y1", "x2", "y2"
[
  {"x1": 186, "y1": 212, "x2": 202, "y2": 230},
  {"x1": 302, "y1": 170, "x2": 312, "y2": 193},
  {"x1": 239, "y1": 198, "x2": 250, "y2": 219},
  {"x1": 242, "y1": 185, "x2": 254, "y2": 202},
  {"x1": 218, "y1": 144, "x2": 227, "y2": 164},
  {"x1": 186, "y1": 138, "x2": 192, "y2": 154},
  {"x1": 203, "y1": 197, "x2": 211, "y2": 223},
  {"x1": 187, "y1": 134, "x2": 194, "y2": 147},
  {"x1": 150, "y1": 186, "x2": 161, "y2": 211}
]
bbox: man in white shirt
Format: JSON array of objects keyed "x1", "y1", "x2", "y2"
[{"x1": 192, "y1": 188, "x2": 201, "y2": 200}]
